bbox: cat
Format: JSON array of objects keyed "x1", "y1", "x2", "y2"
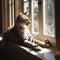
[{"x1": 3, "y1": 12, "x2": 48, "y2": 51}]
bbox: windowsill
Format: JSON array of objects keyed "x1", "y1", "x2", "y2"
[
  {"x1": 7, "y1": 42, "x2": 56, "y2": 60},
  {"x1": 18, "y1": 45, "x2": 56, "y2": 60}
]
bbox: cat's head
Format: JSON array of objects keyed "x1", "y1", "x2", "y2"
[{"x1": 15, "y1": 12, "x2": 31, "y2": 26}]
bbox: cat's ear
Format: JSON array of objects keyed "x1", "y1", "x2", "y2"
[{"x1": 24, "y1": 12, "x2": 27, "y2": 15}]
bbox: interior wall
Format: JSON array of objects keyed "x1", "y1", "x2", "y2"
[
  {"x1": 2, "y1": 0, "x2": 10, "y2": 32},
  {"x1": 0, "y1": 0, "x2": 2, "y2": 34},
  {"x1": 55, "y1": 0, "x2": 60, "y2": 51},
  {"x1": 15, "y1": 0, "x2": 23, "y2": 17}
]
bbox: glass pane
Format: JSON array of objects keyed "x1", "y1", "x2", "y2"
[
  {"x1": 43, "y1": 0, "x2": 55, "y2": 37},
  {"x1": 24, "y1": 0, "x2": 29, "y2": 15},
  {"x1": 24, "y1": 0, "x2": 28, "y2": 2},
  {"x1": 32, "y1": 0, "x2": 39, "y2": 34}
]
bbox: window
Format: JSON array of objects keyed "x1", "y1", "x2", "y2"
[
  {"x1": 43, "y1": 0, "x2": 55, "y2": 37},
  {"x1": 8, "y1": 0, "x2": 15, "y2": 26},
  {"x1": 23, "y1": 0, "x2": 39, "y2": 34},
  {"x1": 2, "y1": 0, "x2": 15, "y2": 32}
]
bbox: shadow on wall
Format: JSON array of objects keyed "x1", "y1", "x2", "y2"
[{"x1": 55, "y1": 55, "x2": 60, "y2": 60}]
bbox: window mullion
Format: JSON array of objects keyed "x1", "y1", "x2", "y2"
[
  {"x1": 9, "y1": 0, "x2": 12, "y2": 26},
  {"x1": 11, "y1": 0, "x2": 14, "y2": 26}
]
